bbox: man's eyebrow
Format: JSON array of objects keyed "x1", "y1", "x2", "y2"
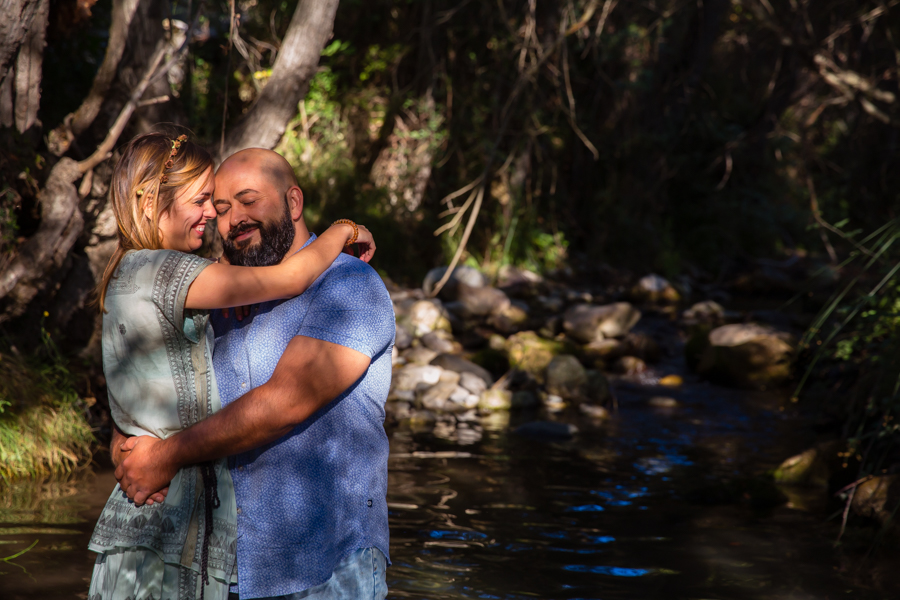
[{"x1": 234, "y1": 189, "x2": 260, "y2": 198}]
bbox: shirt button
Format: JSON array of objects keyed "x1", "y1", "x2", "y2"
[
  {"x1": 236, "y1": 507, "x2": 242, "y2": 515},
  {"x1": 366, "y1": 499, "x2": 373, "y2": 507},
  {"x1": 241, "y1": 382, "x2": 246, "y2": 388}
]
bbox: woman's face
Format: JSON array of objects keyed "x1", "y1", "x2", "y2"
[{"x1": 157, "y1": 166, "x2": 216, "y2": 252}]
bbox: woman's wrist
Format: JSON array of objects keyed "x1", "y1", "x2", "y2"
[{"x1": 330, "y1": 219, "x2": 359, "y2": 246}]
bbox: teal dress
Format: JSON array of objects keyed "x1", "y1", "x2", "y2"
[{"x1": 88, "y1": 249, "x2": 237, "y2": 600}]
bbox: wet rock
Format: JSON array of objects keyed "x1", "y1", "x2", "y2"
[
  {"x1": 487, "y1": 301, "x2": 529, "y2": 335},
  {"x1": 647, "y1": 396, "x2": 679, "y2": 408},
  {"x1": 421, "y1": 331, "x2": 456, "y2": 354},
  {"x1": 658, "y1": 374, "x2": 683, "y2": 387},
  {"x1": 511, "y1": 390, "x2": 540, "y2": 409},
  {"x1": 545, "y1": 355, "x2": 588, "y2": 401},
  {"x1": 621, "y1": 332, "x2": 662, "y2": 363},
  {"x1": 585, "y1": 370, "x2": 612, "y2": 404},
  {"x1": 479, "y1": 389, "x2": 512, "y2": 411},
  {"x1": 422, "y1": 265, "x2": 488, "y2": 296},
  {"x1": 614, "y1": 355, "x2": 647, "y2": 375},
  {"x1": 458, "y1": 371, "x2": 488, "y2": 396},
  {"x1": 388, "y1": 388, "x2": 415, "y2": 402},
  {"x1": 402, "y1": 346, "x2": 439, "y2": 365},
  {"x1": 420, "y1": 381, "x2": 464, "y2": 412},
  {"x1": 579, "y1": 404, "x2": 609, "y2": 419},
  {"x1": 405, "y1": 300, "x2": 452, "y2": 336},
  {"x1": 506, "y1": 331, "x2": 573, "y2": 381},
  {"x1": 773, "y1": 445, "x2": 834, "y2": 488},
  {"x1": 582, "y1": 339, "x2": 623, "y2": 364},
  {"x1": 446, "y1": 283, "x2": 511, "y2": 318},
  {"x1": 455, "y1": 423, "x2": 484, "y2": 445},
  {"x1": 431, "y1": 354, "x2": 493, "y2": 386},
  {"x1": 542, "y1": 394, "x2": 566, "y2": 412},
  {"x1": 439, "y1": 369, "x2": 461, "y2": 386},
  {"x1": 405, "y1": 409, "x2": 437, "y2": 432},
  {"x1": 394, "y1": 323, "x2": 413, "y2": 350},
  {"x1": 851, "y1": 475, "x2": 900, "y2": 524},
  {"x1": 393, "y1": 364, "x2": 443, "y2": 391},
  {"x1": 538, "y1": 315, "x2": 562, "y2": 339},
  {"x1": 697, "y1": 323, "x2": 795, "y2": 389},
  {"x1": 433, "y1": 418, "x2": 457, "y2": 440},
  {"x1": 563, "y1": 302, "x2": 641, "y2": 343},
  {"x1": 514, "y1": 421, "x2": 578, "y2": 440},
  {"x1": 631, "y1": 274, "x2": 680, "y2": 304},
  {"x1": 682, "y1": 300, "x2": 725, "y2": 326}
]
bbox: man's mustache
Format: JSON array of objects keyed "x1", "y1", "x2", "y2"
[{"x1": 228, "y1": 221, "x2": 260, "y2": 242}]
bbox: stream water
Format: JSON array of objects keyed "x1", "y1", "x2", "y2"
[{"x1": 0, "y1": 371, "x2": 894, "y2": 599}]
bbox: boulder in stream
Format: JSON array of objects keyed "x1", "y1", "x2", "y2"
[
  {"x1": 422, "y1": 265, "x2": 488, "y2": 296},
  {"x1": 506, "y1": 331, "x2": 574, "y2": 381},
  {"x1": 445, "y1": 283, "x2": 510, "y2": 318},
  {"x1": 430, "y1": 353, "x2": 493, "y2": 386},
  {"x1": 631, "y1": 274, "x2": 680, "y2": 304},
  {"x1": 851, "y1": 475, "x2": 900, "y2": 525},
  {"x1": 772, "y1": 446, "x2": 833, "y2": 488},
  {"x1": 696, "y1": 323, "x2": 795, "y2": 389},
  {"x1": 545, "y1": 355, "x2": 588, "y2": 401},
  {"x1": 404, "y1": 300, "x2": 452, "y2": 337},
  {"x1": 563, "y1": 302, "x2": 641, "y2": 343}
]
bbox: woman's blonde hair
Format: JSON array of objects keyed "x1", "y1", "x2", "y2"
[{"x1": 96, "y1": 131, "x2": 213, "y2": 312}]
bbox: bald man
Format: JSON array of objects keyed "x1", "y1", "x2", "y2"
[{"x1": 115, "y1": 149, "x2": 394, "y2": 599}]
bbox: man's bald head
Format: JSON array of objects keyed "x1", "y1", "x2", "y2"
[{"x1": 217, "y1": 148, "x2": 298, "y2": 196}]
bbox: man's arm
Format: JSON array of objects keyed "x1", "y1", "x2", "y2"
[{"x1": 115, "y1": 335, "x2": 371, "y2": 505}]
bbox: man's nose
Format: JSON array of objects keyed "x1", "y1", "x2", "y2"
[{"x1": 229, "y1": 203, "x2": 249, "y2": 226}]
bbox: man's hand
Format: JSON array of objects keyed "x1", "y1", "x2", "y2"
[
  {"x1": 115, "y1": 436, "x2": 177, "y2": 506},
  {"x1": 111, "y1": 426, "x2": 168, "y2": 506}
]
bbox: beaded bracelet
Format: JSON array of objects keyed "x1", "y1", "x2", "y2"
[{"x1": 332, "y1": 219, "x2": 359, "y2": 246}]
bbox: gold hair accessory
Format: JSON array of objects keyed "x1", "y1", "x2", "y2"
[
  {"x1": 332, "y1": 219, "x2": 358, "y2": 246},
  {"x1": 160, "y1": 134, "x2": 188, "y2": 182},
  {"x1": 136, "y1": 189, "x2": 144, "y2": 196}
]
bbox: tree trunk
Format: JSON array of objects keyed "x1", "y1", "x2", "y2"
[
  {"x1": 0, "y1": 0, "x2": 48, "y2": 134},
  {"x1": 0, "y1": 0, "x2": 42, "y2": 83},
  {"x1": 218, "y1": 0, "x2": 340, "y2": 158}
]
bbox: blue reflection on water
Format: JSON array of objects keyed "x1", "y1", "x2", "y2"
[
  {"x1": 564, "y1": 564, "x2": 651, "y2": 577},
  {"x1": 567, "y1": 504, "x2": 606, "y2": 512},
  {"x1": 587, "y1": 535, "x2": 615, "y2": 544},
  {"x1": 426, "y1": 529, "x2": 488, "y2": 540}
]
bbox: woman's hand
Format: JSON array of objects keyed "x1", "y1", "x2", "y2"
[{"x1": 351, "y1": 224, "x2": 376, "y2": 263}]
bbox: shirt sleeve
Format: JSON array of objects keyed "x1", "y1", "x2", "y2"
[
  {"x1": 147, "y1": 249, "x2": 212, "y2": 342},
  {"x1": 296, "y1": 259, "x2": 395, "y2": 358}
]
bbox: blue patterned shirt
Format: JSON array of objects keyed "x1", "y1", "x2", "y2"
[{"x1": 211, "y1": 235, "x2": 394, "y2": 598}]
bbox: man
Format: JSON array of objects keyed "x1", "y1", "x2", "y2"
[{"x1": 115, "y1": 148, "x2": 394, "y2": 599}]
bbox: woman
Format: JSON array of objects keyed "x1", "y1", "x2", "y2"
[{"x1": 87, "y1": 132, "x2": 373, "y2": 600}]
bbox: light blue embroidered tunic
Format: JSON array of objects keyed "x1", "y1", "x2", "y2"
[
  {"x1": 88, "y1": 249, "x2": 238, "y2": 600},
  {"x1": 211, "y1": 236, "x2": 395, "y2": 598}
]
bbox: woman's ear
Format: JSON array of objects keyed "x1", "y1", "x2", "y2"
[{"x1": 141, "y1": 194, "x2": 153, "y2": 221}]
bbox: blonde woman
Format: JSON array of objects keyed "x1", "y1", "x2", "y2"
[{"x1": 87, "y1": 132, "x2": 373, "y2": 600}]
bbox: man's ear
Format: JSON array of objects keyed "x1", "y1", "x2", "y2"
[{"x1": 286, "y1": 186, "x2": 304, "y2": 220}]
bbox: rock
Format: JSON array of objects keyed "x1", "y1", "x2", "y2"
[
  {"x1": 514, "y1": 421, "x2": 578, "y2": 440},
  {"x1": 851, "y1": 475, "x2": 900, "y2": 524},
  {"x1": 388, "y1": 388, "x2": 415, "y2": 402},
  {"x1": 421, "y1": 331, "x2": 456, "y2": 354},
  {"x1": 456, "y1": 424, "x2": 483, "y2": 445},
  {"x1": 511, "y1": 390, "x2": 540, "y2": 409},
  {"x1": 506, "y1": 331, "x2": 573, "y2": 381},
  {"x1": 647, "y1": 396, "x2": 679, "y2": 408},
  {"x1": 579, "y1": 404, "x2": 609, "y2": 419},
  {"x1": 405, "y1": 409, "x2": 437, "y2": 431},
  {"x1": 392, "y1": 346, "x2": 403, "y2": 366},
  {"x1": 446, "y1": 283, "x2": 511, "y2": 318},
  {"x1": 433, "y1": 419, "x2": 457, "y2": 440},
  {"x1": 582, "y1": 339, "x2": 623, "y2": 364},
  {"x1": 682, "y1": 300, "x2": 725, "y2": 326},
  {"x1": 448, "y1": 385, "x2": 470, "y2": 404},
  {"x1": 384, "y1": 400, "x2": 412, "y2": 420},
  {"x1": 438, "y1": 369, "x2": 461, "y2": 386},
  {"x1": 393, "y1": 365, "x2": 443, "y2": 391},
  {"x1": 459, "y1": 371, "x2": 488, "y2": 396},
  {"x1": 658, "y1": 374, "x2": 683, "y2": 387},
  {"x1": 614, "y1": 355, "x2": 647, "y2": 375},
  {"x1": 402, "y1": 346, "x2": 439, "y2": 365},
  {"x1": 420, "y1": 381, "x2": 464, "y2": 412},
  {"x1": 487, "y1": 302, "x2": 529, "y2": 335},
  {"x1": 697, "y1": 323, "x2": 795, "y2": 389},
  {"x1": 394, "y1": 323, "x2": 413, "y2": 350},
  {"x1": 631, "y1": 274, "x2": 680, "y2": 304},
  {"x1": 536, "y1": 295, "x2": 565, "y2": 313},
  {"x1": 479, "y1": 389, "x2": 512, "y2": 411},
  {"x1": 423, "y1": 265, "x2": 488, "y2": 296},
  {"x1": 585, "y1": 370, "x2": 612, "y2": 404},
  {"x1": 542, "y1": 394, "x2": 566, "y2": 412},
  {"x1": 497, "y1": 264, "x2": 542, "y2": 288},
  {"x1": 773, "y1": 447, "x2": 831, "y2": 488},
  {"x1": 405, "y1": 300, "x2": 452, "y2": 336},
  {"x1": 563, "y1": 303, "x2": 641, "y2": 343},
  {"x1": 430, "y1": 354, "x2": 493, "y2": 386},
  {"x1": 545, "y1": 355, "x2": 588, "y2": 401},
  {"x1": 621, "y1": 332, "x2": 662, "y2": 363}
]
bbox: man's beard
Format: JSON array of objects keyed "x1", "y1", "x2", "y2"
[{"x1": 222, "y1": 206, "x2": 295, "y2": 267}]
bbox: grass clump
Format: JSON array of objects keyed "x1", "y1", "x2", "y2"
[{"x1": 0, "y1": 349, "x2": 94, "y2": 483}]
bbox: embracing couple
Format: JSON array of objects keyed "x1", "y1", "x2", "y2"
[{"x1": 88, "y1": 132, "x2": 394, "y2": 600}]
